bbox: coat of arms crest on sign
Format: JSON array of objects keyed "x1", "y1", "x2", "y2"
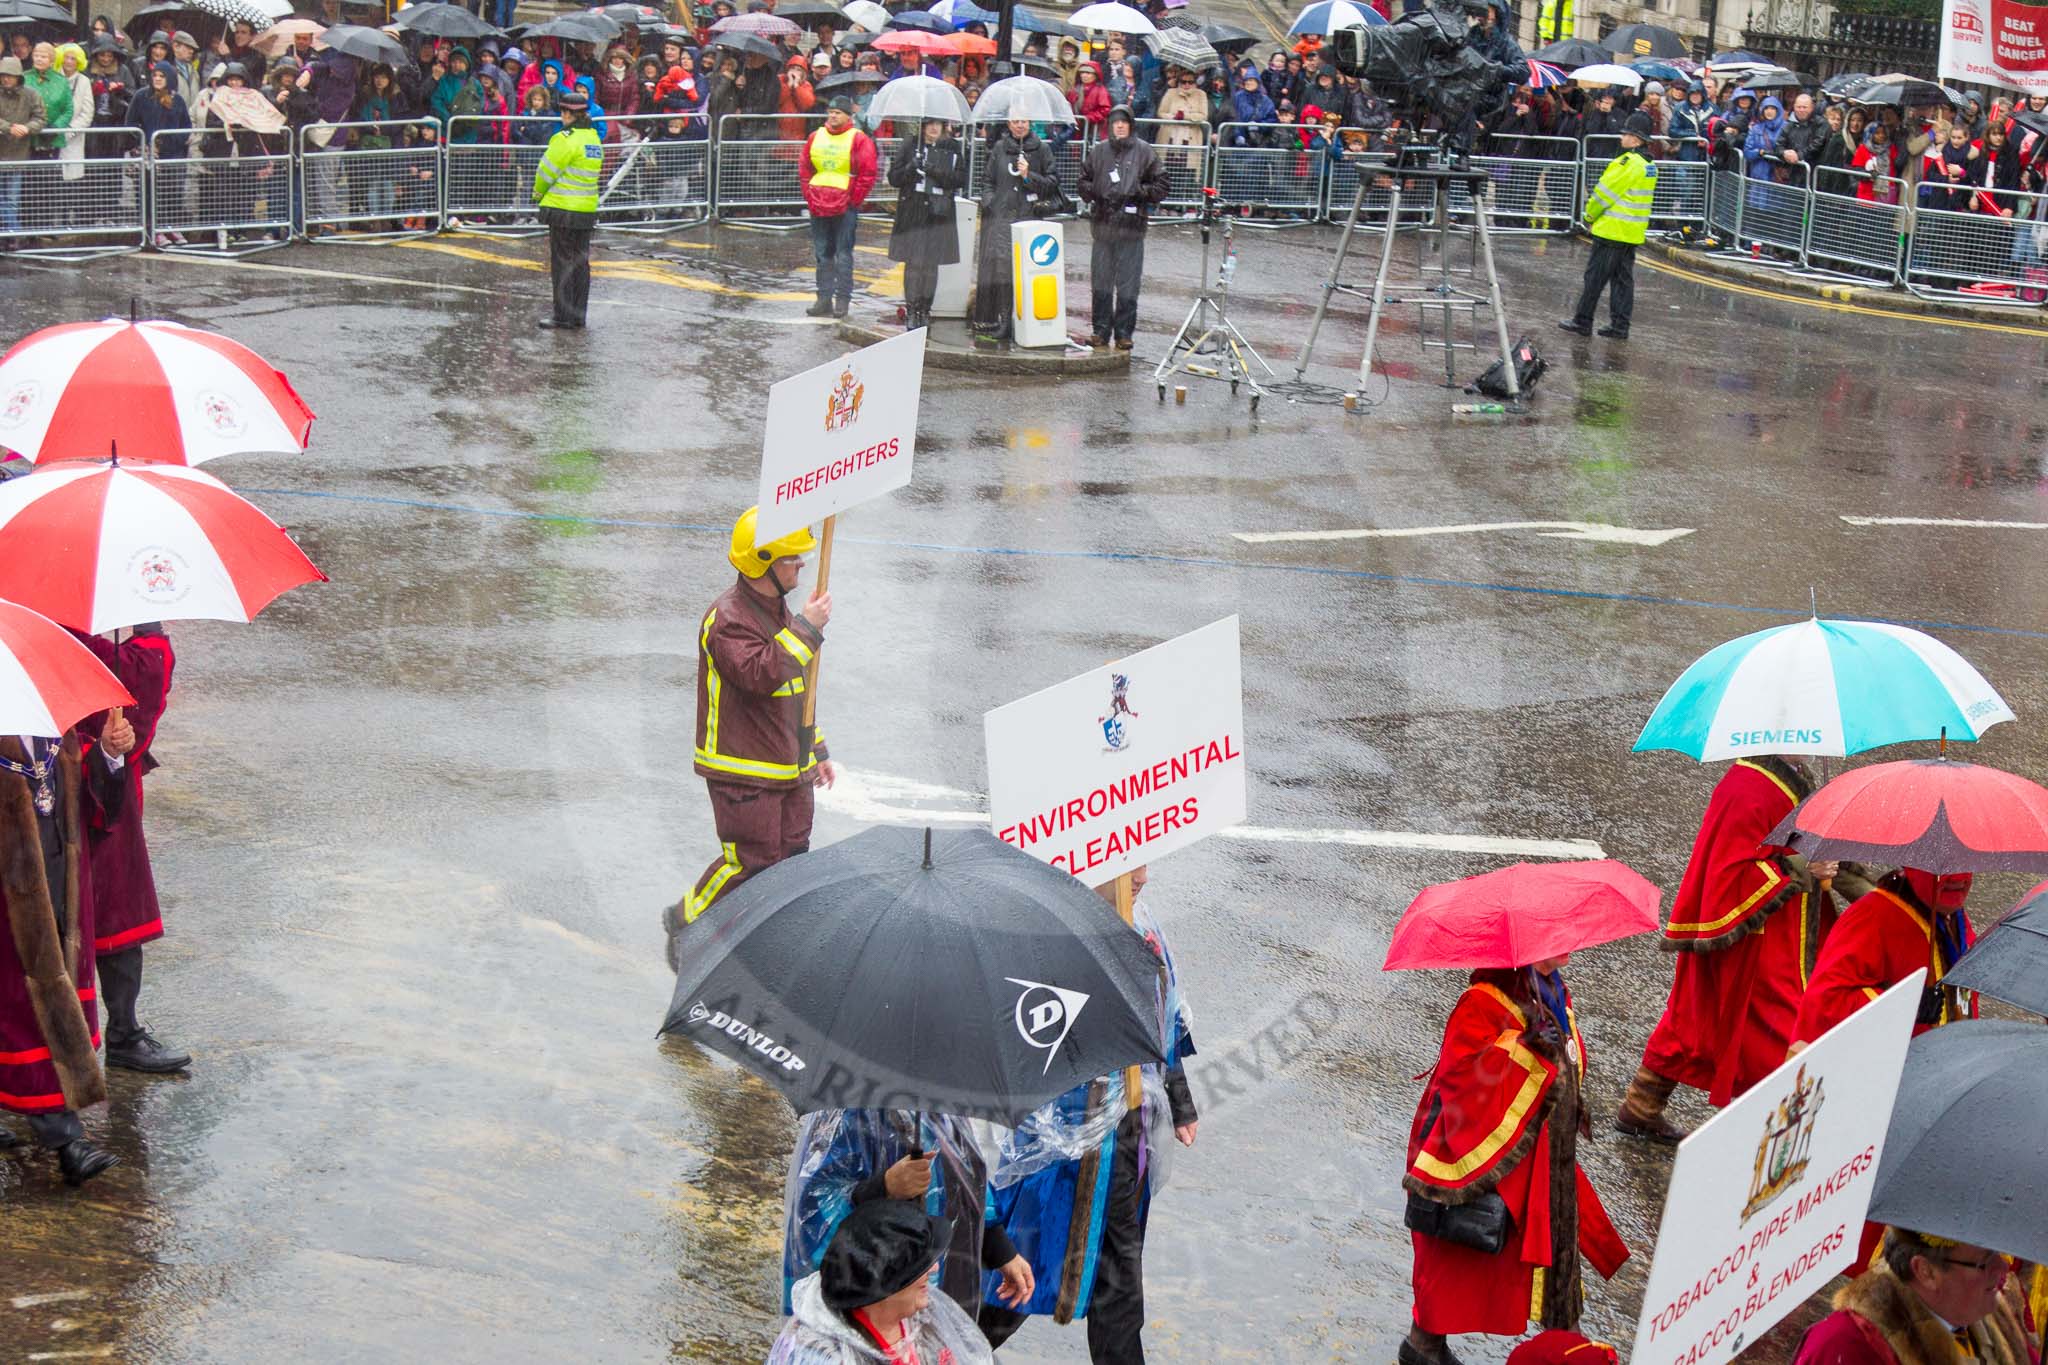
[
  {"x1": 1741, "y1": 1064, "x2": 1825, "y2": 1223},
  {"x1": 824, "y1": 368, "x2": 864, "y2": 432}
]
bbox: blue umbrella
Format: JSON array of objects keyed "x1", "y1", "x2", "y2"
[
  {"x1": 1628, "y1": 59, "x2": 1687, "y2": 81},
  {"x1": 1708, "y1": 48, "x2": 1762, "y2": 64},
  {"x1": 1289, "y1": 0, "x2": 1386, "y2": 35},
  {"x1": 886, "y1": 9, "x2": 955, "y2": 33},
  {"x1": 1633, "y1": 617, "x2": 2014, "y2": 763}
]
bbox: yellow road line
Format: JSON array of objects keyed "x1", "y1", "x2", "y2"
[
  {"x1": 1644, "y1": 255, "x2": 2048, "y2": 338},
  {"x1": 397, "y1": 236, "x2": 814, "y2": 299}
]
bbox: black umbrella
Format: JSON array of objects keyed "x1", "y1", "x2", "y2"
[
  {"x1": 317, "y1": 23, "x2": 409, "y2": 64},
  {"x1": 1529, "y1": 37, "x2": 1608, "y2": 69},
  {"x1": 1821, "y1": 70, "x2": 1872, "y2": 96},
  {"x1": 1603, "y1": 21, "x2": 1687, "y2": 59},
  {"x1": 816, "y1": 67, "x2": 886, "y2": 92},
  {"x1": 1199, "y1": 21, "x2": 1259, "y2": 55},
  {"x1": 1868, "y1": 1021, "x2": 2048, "y2": 1263},
  {"x1": 707, "y1": 30, "x2": 779, "y2": 61},
  {"x1": 394, "y1": 3, "x2": 505, "y2": 38},
  {"x1": 519, "y1": 10, "x2": 622, "y2": 43},
  {"x1": 1943, "y1": 883, "x2": 2048, "y2": 1013},
  {"x1": 885, "y1": 9, "x2": 953, "y2": 32},
  {"x1": 593, "y1": 2, "x2": 666, "y2": 23},
  {"x1": 773, "y1": 0, "x2": 846, "y2": 28},
  {"x1": 659, "y1": 827, "x2": 1169, "y2": 1125},
  {"x1": 1850, "y1": 73, "x2": 1952, "y2": 108},
  {"x1": 1742, "y1": 67, "x2": 1805, "y2": 91},
  {"x1": 2010, "y1": 107, "x2": 2048, "y2": 144},
  {"x1": 0, "y1": 0, "x2": 73, "y2": 22}
]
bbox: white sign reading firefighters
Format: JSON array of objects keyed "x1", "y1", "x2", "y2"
[
  {"x1": 1629, "y1": 971, "x2": 1926, "y2": 1365},
  {"x1": 984, "y1": 616, "x2": 1247, "y2": 886},
  {"x1": 1940, "y1": 0, "x2": 2048, "y2": 96},
  {"x1": 754, "y1": 327, "x2": 927, "y2": 545}
]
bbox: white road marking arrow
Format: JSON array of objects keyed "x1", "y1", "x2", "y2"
[
  {"x1": 1232, "y1": 521, "x2": 1694, "y2": 547},
  {"x1": 1841, "y1": 516, "x2": 2048, "y2": 530},
  {"x1": 817, "y1": 770, "x2": 1604, "y2": 861}
]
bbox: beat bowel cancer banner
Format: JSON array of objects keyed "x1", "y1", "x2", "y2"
[
  {"x1": 1630, "y1": 971, "x2": 1925, "y2": 1365},
  {"x1": 754, "y1": 328, "x2": 927, "y2": 545},
  {"x1": 984, "y1": 617, "x2": 1247, "y2": 886},
  {"x1": 1941, "y1": 0, "x2": 2048, "y2": 96}
]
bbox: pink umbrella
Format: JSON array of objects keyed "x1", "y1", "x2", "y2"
[
  {"x1": 1383, "y1": 860, "x2": 1662, "y2": 970},
  {"x1": 0, "y1": 318, "x2": 314, "y2": 466},
  {"x1": 711, "y1": 11, "x2": 801, "y2": 35},
  {"x1": 0, "y1": 460, "x2": 326, "y2": 634}
]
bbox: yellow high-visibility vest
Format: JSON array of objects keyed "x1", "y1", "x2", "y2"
[
  {"x1": 1586, "y1": 150, "x2": 1656, "y2": 245},
  {"x1": 809, "y1": 127, "x2": 855, "y2": 191},
  {"x1": 533, "y1": 124, "x2": 602, "y2": 213}
]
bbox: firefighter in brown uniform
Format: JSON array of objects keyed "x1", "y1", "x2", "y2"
[{"x1": 663, "y1": 507, "x2": 837, "y2": 971}]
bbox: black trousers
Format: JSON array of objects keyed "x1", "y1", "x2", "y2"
[
  {"x1": 1090, "y1": 232, "x2": 1146, "y2": 342},
  {"x1": 903, "y1": 261, "x2": 940, "y2": 314},
  {"x1": 979, "y1": 1111, "x2": 1149, "y2": 1363},
  {"x1": 1571, "y1": 238, "x2": 1635, "y2": 333},
  {"x1": 546, "y1": 210, "x2": 594, "y2": 325},
  {"x1": 98, "y1": 945, "x2": 143, "y2": 1045}
]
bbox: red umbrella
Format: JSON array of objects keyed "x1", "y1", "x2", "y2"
[
  {"x1": 1766, "y1": 759, "x2": 2048, "y2": 874},
  {"x1": 0, "y1": 318, "x2": 314, "y2": 466},
  {"x1": 872, "y1": 29, "x2": 956, "y2": 56},
  {"x1": 0, "y1": 599, "x2": 133, "y2": 737},
  {"x1": 1383, "y1": 860, "x2": 1662, "y2": 970},
  {"x1": 0, "y1": 460, "x2": 325, "y2": 635}
]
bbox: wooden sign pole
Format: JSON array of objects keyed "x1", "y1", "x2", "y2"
[{"x1": 800, "y1": 514, "x2": 836, "y2": 730}]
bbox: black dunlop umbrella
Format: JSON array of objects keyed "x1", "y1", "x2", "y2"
[
  {"x1": 659, "y1": 827, "x2": 1169, "y2": 1125},
  {"x1": 1603, "y1": 21, "x2": 1687, "y2": 59},
  {"x1": 1868, "y1": 1021, "x2": 2048, "y2": 1263},
  {"x1": 1944, "y1": 883, "x2": 2048, "y2": 1014}
]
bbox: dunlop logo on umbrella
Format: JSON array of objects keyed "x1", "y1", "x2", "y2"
[
  {"x1": 1741, "y1": 1064, "x2": 1825, "y2": 1224},
  {"x1": 1008, "y1": 978, "x2": 1090, "y2": 1074}
]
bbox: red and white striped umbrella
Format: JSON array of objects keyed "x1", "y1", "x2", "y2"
[
  {"x1": 0, "y1": 319, "x2": 315, "y2": 466},
  {"x1": 0, "y1": 461, "x2": 327, "y2": 635},
  {"x1": 0, "y1": 598, "x2": 134, "y2": 737}
]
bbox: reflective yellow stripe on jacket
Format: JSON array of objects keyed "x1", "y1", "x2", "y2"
[
  {"x1": 1587, "y1": 150, "x2": 1656, "y2": 245},
  {"x1": 694, "y1": 609, "x2": 820, "y2": 781},
  {"x1": 535, "y1": 125, "x2": 603, "y2": 212}
]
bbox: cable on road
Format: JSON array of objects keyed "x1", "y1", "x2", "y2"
[{"x1": 241, "y1": 487, "x2": 2048, "y2": 641}]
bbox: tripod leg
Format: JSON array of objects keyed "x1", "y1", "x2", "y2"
[
  {"x1": 1357, "y1": 184, "x2": 1403, "y2": 394},
  {"x1": 1292, "y1": 178, "x2": 1368, "y2": 381},
  {"x1": 1473, "y1": 181, "x2": 1519, "y2": 400}
]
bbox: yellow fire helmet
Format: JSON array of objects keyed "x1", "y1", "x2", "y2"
[{"x1": 728, "y1": 506, "x2": 819, "y2": 579}]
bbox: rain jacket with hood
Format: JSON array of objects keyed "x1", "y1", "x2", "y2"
[
  {"x1": 1078, "y1": 110, "x2": 1170, "y2": 241},
  {"x1": 594, "y1": 48, "x2": 639, "y2": 121},
  {"x1": 432, "y1": 48, "x2": 486, "y2": 140},
  {"x1": 1069, "y1": 61, "x2": 1110, "y2": 130},
  {"x1": 776, "y1": 56, "x2": 816, "y2": 141},
  {"x1": 1851, "y1": 129, "x2": 1902, "y2": 203},
  {"x1": 1668, "y1": 86, "x2": 1711, "y2": 158},
  {"x1": 768, "y1": 1271, "x2": 994, "y2": 1365},
  {"x1": 781, "y1": 1109, "x2": 1016, "y2": 1317},
  {"x1": 1228, "y1": 67, "x2": 1277, "y2": 137},
  {"x1": 1744, "y1": 95, "x2": 1783, "y2": 179},
  {"x1": 0, "y1": 65, "x2": 46, "y2": 161}
]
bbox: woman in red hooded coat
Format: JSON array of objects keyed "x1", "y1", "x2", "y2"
[{"x1": 1402, "y1": 958, "x2": 1630, "y2": 1365}]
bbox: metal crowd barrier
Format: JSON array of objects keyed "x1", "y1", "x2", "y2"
[
  {"x1": 712, "y1": 114, "x2": 820, "y2": 229},
  {"x1": 1212, "y1": 123, "x2": 1323, "y2": 221},
  {"x1": 1906, "y1": 198, "x2": 2048, "y2": 305},
  {"x1": 1458, "y1": 133, "x2": 1579, "y2": 234},
  {"x1": 595, "y1": 115, "x2": 712, "y2": 231},
  {"x1": 1325, "y1": 152, "x2": 1433, "y2": 231},
  {"x1": 1134, "y1": 118, "x2": 1207, "y2": 214},
  {"x1": 150, "y1": 125, "x2": 293, "y2": 257},
  {"x1": 444, "y1": 115, "x2": 549, "y2": 235},
  {"x1": 302, "y1": 119, "x2": 443, "y2": 240},
  {"x1": 965, "y1": 127, "x2": 1086, "y2": 215},
  {"x1": 1582, "y1": 135, "x2": 1707, "y2": 230},
  {"x1": 1733, "y1": 158, "x2": 1812, "y2": 264},
  {"x1": 1806, "y1": 166, "x2": 1904, "y2": 282},
  {"x1": 0, "y1": 128, "x2": 146, "y2": 261}
]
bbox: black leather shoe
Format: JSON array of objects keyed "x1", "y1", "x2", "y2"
[
  {"x1": 538, "y1": 317, "x2": 564, "y2": 329},
  {"x1": 56, "y1": 1138, "x2": 118, "y2": 1188},
  {"x1": 106, "y1": 1030, "x2": 192, "y2": 1074},
  {"x1": 1557, "y1": 318, "x2": 1593, "y2": 336},
  {"x1": 1597, "y1": 325, "x2": 1629, "y2": 339},
  {"x1": 805, "y1": 299, "x2": 833, "y2": 317}
]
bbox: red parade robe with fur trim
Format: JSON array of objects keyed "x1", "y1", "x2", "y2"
[
  {"x1": 1406, "y1": 972, "x2": 1629, "y2": 1337},
  {"x1": 0, "y1": 736, "x2": 120, "y2": 1115},
  {"x1": 75, "y1": 630, "x2": 174, "y2": 954},
  {"x1": 1642, "y1": 758, "x2": 1824, "y2": 1106}
]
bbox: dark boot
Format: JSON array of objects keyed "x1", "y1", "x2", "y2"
[
  {"x1": 1398, "y1": 1326, "x2": 1466, "y2": 1365},
  {"x1": 1556, "y1": 318, "x2": 1593, "y2": 336},
  {"x1": 805, "y1": 297, "x2": 833, "y2": 318},
  {"x1": 105, "y1": 1029, "x2": 192, "y2": 1074},
  {"x1": 56, "y1": 1138, "x2": 118, "y2": 1188},
  {"x1": 1596, "y1": 324, "x2": 1629, "y2": 339},
  {"x1": 662, "y1": 902, "x2": 686, "y2": 975},
  {"x1": 1615, "y1": 1065, "x2": 1688, "y2": 1144},
  {"x1": 831, "y1": 297, "x2": 850, "y2": 319}
]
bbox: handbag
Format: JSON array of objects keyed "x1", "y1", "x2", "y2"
[{"x1": 1400, "y1": 1093, "x2": 1514, "y2": 1255}]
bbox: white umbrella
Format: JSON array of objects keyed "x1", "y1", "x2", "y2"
[
  {"x1": 867, "y1": 74, "x2": 974, "y2": 124},
  {"x1": 1573, "y1": 62, "x2": 1644, "y2": 89},
  {"x1": 970, "y1": 74, "x2": 1078, "y2": 123},
  {"x1": 1069, "y1": 1, "x2": 1155, "y2": 35},
  {"x1": 842, "y1": 0, "x2": 890, "y2": 32}
]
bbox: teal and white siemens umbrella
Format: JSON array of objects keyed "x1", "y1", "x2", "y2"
[{"x1": 1635, "y1": 617, "x2": 2014, "y2": 762}]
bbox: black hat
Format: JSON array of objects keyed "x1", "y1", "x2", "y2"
[
  {"x1": 1622, "y1": 110, "x2": 1655, "y2": 138},
  {"x1": 1107, "y1": 102, "x2": 1133, "y2": 127},
  {"x1": 222, "y1": 60, "x2": 248, "y2": 80},
  {"x1": 818, "y1": 1200, "x2": 952, "y2": 1312},
  {"x1": 557, "y1": 87, "x2": 590, "y2": 110},
  {"x1": 827, "y1": 94, "x2": 853, "y2": 113}
]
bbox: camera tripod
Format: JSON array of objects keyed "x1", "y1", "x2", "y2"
[
  {"x1": 1290, "y1": 147, "x2": 1522, "y2": 406},
  {"x1": 1154, "y1": 188, "x2": 1273, "y2": 411}
]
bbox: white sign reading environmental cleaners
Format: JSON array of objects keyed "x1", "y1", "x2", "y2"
[
  {"x1": 1941, "y1": 0, "x2": 2048, "y2": 96},
  {"x1": 984, "y1": 617, "x2": 1247, "y2": 887},
  {"x1": 1630, "y1": 972, "x2": 1925, "y2": 1365},
  {"x1": 754, "y1": 327, "x2": 927, "y2": 545}
]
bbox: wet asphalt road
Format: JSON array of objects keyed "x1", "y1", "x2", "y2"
[{"x1": 2, "y1": 220, "x2": 2046, "y2": 1364}]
